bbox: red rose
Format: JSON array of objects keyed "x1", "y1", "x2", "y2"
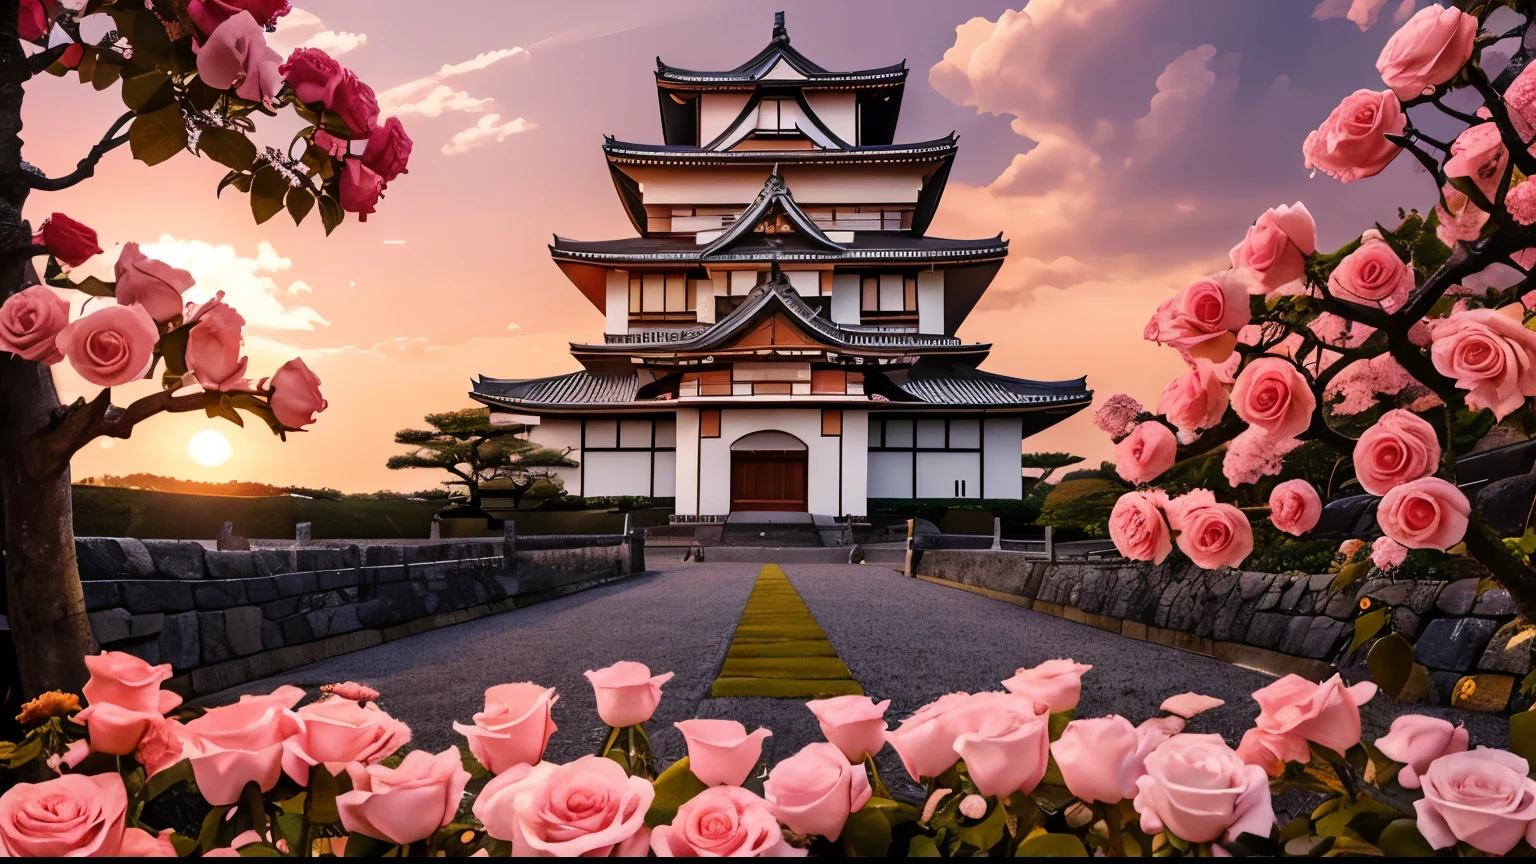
[
  {"x1": 17, "y1": 0, "x2": 47, "y2": 42},
  {"x1": 330, "y1": 71, "x2": 380, "y2": 136},
  {"x1": 339, "y1": 160, "x2": 384, "y2": 221},
  {"x1": 362, "y1": 117, "x2": 412, "y2": 184},
  {"x1": 38, "y1": 213, "x2": 102, "y2": 268},
  {"x1": 280, "y1": 48, "x2": 344, "y2": 106},
  {"x1": 188, "y1": 0, "x2": 291, "y2": 38}
]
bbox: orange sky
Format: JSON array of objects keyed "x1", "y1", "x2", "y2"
[{"x1": 27, "y1": 0, "x2": 1430, "y2": 493}]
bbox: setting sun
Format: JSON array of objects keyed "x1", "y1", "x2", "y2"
[{"x1": 188, "y1": 430, "x2": 232, "y2": 468}]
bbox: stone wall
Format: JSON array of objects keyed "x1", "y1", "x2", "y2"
[
  {"x1": 914, "y1": 550, "x2": 1528, "y2": 713},
  {"x1": 77, "y1": 536, "x2": 642, "y2": 698}
]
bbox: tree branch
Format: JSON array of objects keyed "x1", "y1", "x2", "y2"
[
  {"x1": 1462, "y1": 518, "x2": 1536, "y2": 617},
  {"x1": 24, "y1": 111, "x2": 134, "y2": 192},
  {"x1": 24, "y1": 388, "x2": 225, "y2": 481},
  {"x1": 1467, "y1": 64, "x2": 1536, "y2": 178},
  {"x1": 27, "y1": 44, "x2": 70, "y2": 77}
]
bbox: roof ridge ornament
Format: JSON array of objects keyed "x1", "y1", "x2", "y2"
[{"x1": 772, "y1": 11, "x2": 788, "y2": 43}]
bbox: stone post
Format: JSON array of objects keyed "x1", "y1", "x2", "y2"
[
  {"x1": 627, "y1": 527, "x2": 646, "y2": 574},
  {"x1": 1045, "y1": 525, "x2": 1056, "y2": 562},
  {"x1": 295, "y1": 522, "x2": 312, "y2": 545},
  {"x1": 502, "y1": 519, "x2": 517, "y2": 575},
  {"x1": 903, "y1": 518, "x2": 916, "y2": 579},
  {"x1": 991, "y1": 516, "x2": 1002, "y2": 551},
  {"x1": 429, "y1": 515, "x2": 441, "y2": 541}
]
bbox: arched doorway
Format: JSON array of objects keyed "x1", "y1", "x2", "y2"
[{"x1": 729, "y1": 431, "x2": 808, "y2": 512}]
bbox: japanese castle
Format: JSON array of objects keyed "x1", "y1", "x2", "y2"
[{"x1": 472, "y1": 13, "x2": 1090, "y2": 520}]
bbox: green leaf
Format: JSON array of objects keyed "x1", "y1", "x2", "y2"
[
  {"x1": 126, "y1": 7, "x2": 175, "y2": 71},
  {"x1": 250, "y1": 164, "x2": 289, "y2": 225},
  {"x1": 1446, "y1": 174, "x2": 1496, "y2": 215},
  {"x1": 1313, "y1": 795, "x2": 1404, "y2": 837},
  {"x1": 1412, "y1": 210, "x2": 1453, "y2": 278},
  {"x1": 169, "y1": 833, "x2": 198, "y2": 857},
  {"x1": 604, "y1": 747, "x2": 630, "y2": 773},
  {"x1": 129, "y1": 105, "x2": 187, "y2": 166},
  {"x1": 307, "y1": 765, "x2": 344, "y2": 825},
  {"x1": 1377, "y1": 818, "x2": 1437, "y2": 857},
  {"x1": 144, "y1": 758, "x2": 194, "y2": 799},
  {"x1": 1048, "y1": 710, "x2": 1074, "y2": 742},
  {"x1": 1367, "y1": 633, "x2": 1415, "y2": 700},
  {"x1": 1351, "y1": 608, "x2": 1389, "y2": 653},
  {"x1": 645, "y1": 757, "x2": 708, "y2": 828},
  {"x1": 157, "y1": 322, "x2": 193, "y2": 391},
  {"x1": 1450, "y1": 408, "x2": 1498, "y2": 457},
  {"x1": 864, "y1": 796, "x2": 919, "y2": 828},
  {"x1": 954, "y1": 799, "x2": 1006, "y2": 851},
  {"x1": 91, "y1": 56, "x2": 122, "y2": 91},
  {"x1": 228, "y1": 393, "x2": 287, "y2": 436},
  {"x1": 1511, "y1": 711, "x2": 1536, "y2": 765},
  {"x1": 217, "y1": 170, "x2": 246, "y2": 199},
  {"x1": 1331, "y1": 559, "x2": 1369, "y2": 593},
  {"x1": 318, "y1": 195, "x2": 344, "y2": 235},
  {"x1": 121, "y1": 70, "x2": 173, "y2": 113},
  {"x1": 841, "y1": 804, "x2": 893, "y2": 856},
  {"x1": 1015, "y1": 832, "x2": 1088, "y2": 857},
  {"x1": 199, "y1": 127, "x2": 257, "y2": 171},
  {"x1": 302, "y1": 143, "x2": 336, "y2": 181},
  {"x1": 286, "y1": 187, "x2": 316, "y2": 226},
  {"x1": 197, "y1": 805, "x2": 233, "y2": 853},
  {"x1": 908, "y1": 835, "x2": 942, "y2": 857},
  {"x1": 342, "y1": 833, "x2": 396, "y2": 857},
  {"x1": 5, "y1": 736, "x2": 42, "y2": 769},
  {"x1": 236, "y1": 843, "x2": 285, "y2": 857}
]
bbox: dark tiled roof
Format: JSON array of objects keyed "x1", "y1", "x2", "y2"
[
  {"x1": 897, "y1": 369, "x2": 1091, "y2": 407},
  {"x1": 473, "y1": 372, "x2": 639, "y2": 407},
  {"x1": 656, "y1": 14, "x2": 905, "y2": 87},
  {"x1": 550, "y1": 232, "x2": 1007, "y2": 265},
  {"x1": 602, "y1": 136, "x2": 956, "y2": 165}
]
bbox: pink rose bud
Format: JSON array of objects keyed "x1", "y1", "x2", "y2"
[
  {"x1": 452, "y1": 682, "x2": 558, "y2": 774},
  {"x1": 1231, "y1": 357, "x2": 1316, "y2": 439},
  {"x1": 1375, "y1": 715, "x2": 1469, "y2": 790},
  {"x1": 584, "y1": 661, "x2": 673, "y2": 727},
  {"x1": 56, "y1": 304, "x2": 159, "y2": 388},
  {"x1": 1429, "y1": 308, "x2": 1536, "y2": 420},
  {"x1": 1268, "y1": 479, "x2": 1322, "y2": 537},
  {"x1": 195, "y1": 11, "x2": 283, "y2": 104},
  {"x1": 886, "y1": 692, "x2": 972, "y2": 783},
  {"x1": 674, "y1": 719, "x2": 772, "y2": 787},
  {"x1": 1229, "y1": 203, "x2": 1316, "y2": 293},
  {"x1": 1378, "y1": 476, "x2": 1470, "y2": 550},
  {"x1": 339, "y1": 159, "x2": 385, "y2": 221},
  {"x1": 1414, "y1": 749, "x2": 1536, "y2": 855},
  {"x1": 268, "y1": 357, "x2": 327, "y2": 429},
  {"x1": 17, "y1": 0, "x2": 47, "y2": 42},
  {"x1": 1109, "y1": 490, "x2": 1173, "y2": 564},
  {"x1": 188, "y1": 0, "x2": 291, "y2": 37},
  {"x1": 1303, "y1": 89, "x2": 1405, "y2": 183},
  {"x1": 1133, "y1": 734, "x2": 1275, "y2": 845},
  {"x1": 114, "y1": 242, "x2": 195, "y2": 324},
  {"x1": 1354, "y1": 409, "x2": 1440, "y2": 496},
  {"x1": 650, "y1": 786, "x2": 797, "y2": 857},
  {"x1": 330, "y1": 70, "x2": 381, "y2": 136},
  {"x1": 1001, "y1": 659, "x2": 1093, "y2": 713},
  {"x1": 1115, "y1": 422, "x2": 1177, "y2": 485},
  {"x1": 71, "y1": 651, "x2": 181, "y2": 758},
  {"x1": 320, "y1": 681, "x2": 379, "y2": 702},
  {"x1": 1144, "y1": 270, "x2": 1251, "y2": 363},
  {"x1": 1250, "y1": 674, "x2": 1377, "y2": 759},
  {"x1": 1376, "y1": 4, "x2": 1476, "y2": 100},
  {"x1": 1371, "y1": 536, "x2": 1408, "y2": 571},
  {"x1": 958, "y1": 794, "x2": 988, "y2": 820},
  {"x1": 945, "y1": 692, "x2": 1052, "y2": 798},
  {"x1": 1158, "y1": 360, "x2": 1228, "y2": 440},
  {"x1": 338, "y1": 747, "x2": 471, "y2": 846},
  {"x1": 1052, "y1": 715, "x2": 1165, "y2": 805},
  {"x1": 1165, "y1": 489, "x2": 1254, "y2": 570},
  {"x1": 806, "y1": 694, "x2": 890, "y2": 764},
  {"x1": 280, "y1": 47, "x2": 344, "y2": 105},
  {"x1": 37, "y1": 213, "x2": 102, "y2": 268},
  {"x1": 1444, "y1": 123, "x2": 1509, "y2": 205},
  {"x1": 1328, "y1": 229, "x2": 1412, "y2": 311},
  {"x1": 764, "y1": 742, "x2": 872, "y2": 840},
  {"x1": 1093, "y1": 393, "x2": 1144, "y2": 441},
  {"x1": 281, "y1": 698, "x2": 411, "y2": 784},
  {"x1": 0, "y1": 285, "x2": 70, "y2": 363},
  {"x1": 472, "y1": 755, "x2": 654, "y2": 857},
  {"x1": 185, "y1": 294, "x2": 249, "y2": 392},
  {"x1": 0, "y1": 773, "x2": 149, "y2": 856},
  {"x1": 363, "y1": 117, "x2": 413, "y2": 184},
  {"x1": 179, "y1": 685, "x2": 305, "y2": 806}
]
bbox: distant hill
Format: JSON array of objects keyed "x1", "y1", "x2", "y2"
[{"x1": 75, "y1": 473, "x2": 451, "y2": 501}]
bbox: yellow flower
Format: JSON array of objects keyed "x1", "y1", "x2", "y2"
[{"x1": 16, "y1": 691, "x2": 81, "y2": 726}]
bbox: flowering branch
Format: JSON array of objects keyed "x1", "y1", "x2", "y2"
[
  {"x1": 22, "y1": 388, "x2": 226, "y2": 481},
  {"x1": 23, "y1": 111, "x2": 134, "y2": 192}
]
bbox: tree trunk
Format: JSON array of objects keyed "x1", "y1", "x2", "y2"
[{"x1": 0, "y1": 5, "x2": 94, "y2": 697}]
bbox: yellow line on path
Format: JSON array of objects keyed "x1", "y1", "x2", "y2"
[{"x1": 710, "y1": 564, "x2": 863, "y2": 699}]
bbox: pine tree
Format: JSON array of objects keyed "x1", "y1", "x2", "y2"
[{"x1": 387, "y1": 408, "x2": 577, "y2": 511}]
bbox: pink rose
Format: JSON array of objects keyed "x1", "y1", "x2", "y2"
[
  {"x1": 1231, "y1": 357, "x2": 1316, "y2": 439},
  {"x1": 1109, "y1": 491, "x2": 1173, "y2": 564},
  {"x1": 1415, "y1": 749, "x2": 1536, "y2": 855},
  {"x1": 1372, "y1": 536, "x2": 1408, "y2": 571},
  {"x1": 188, "y1": 0, "x2": 290, "y2": 35},
  {"x1": 1510, "y1": 181, "x2": 1536, "y2": 226},
  {"x1": 1445, "y1": 123, "x2": 1509, "y2": 205},
  {"x1": 1001, "y1": 658, "x2": 1092, "y2": 713},
  {"x1": 1165, "y1": 490, "x2": 1254, "y2": 570},
  {"x1": 339, "y1": 159, "x2": 385, "y2": 220},
  {"x1": 17, "y1": 0, "x2": 46, "y2": 43},
  {"x1": 0, "y1": 285, "x2": 70, "y2": 363},
  {"x1": 585, "y1": 660, "x2": 674, "y2": 727},
  {"x1": 1430, "y1": 308, "x2": 1536, "y2": 420},
  {"x1": 57, "y1": 304, "x2": 158, "y2": 388},
  {"x1": 1436, "y1": 184, "x2": 1491, "y2": 246},
  {"x1": 1509, "y1": 64, "x2": 1536, "y2": 141},
  {"x1": 282, "y1": 698, "x2": 411, "y2": 783},
  {"x1": 1158, "y1": 360, "x2": 1228, "y2": 439},
  {"x1": 1378, "y1": 476, "x2": 1470, "y2": 550},
  {"x1": 675, "y1": 719, "x2": 772, "y2": 787},
  {"x1": 38, "y1": 212, "x2": 102, "y2": 268},
  {"x1": 1268, "y1": 479, "x2": 1321, "y2": 537},
  {"x1": 363, "y1": 117, "x2": 412, "y2": 184},
  {"x1": 1134, "y1": 734, "x2": 1275, "y2": 845},
  {"x1": 651, "y1": 786, "x2": 803, "y2": 857},
  {"x1": 135, "y1": 717, "x2": 184, "y2": 776},
  {"x1": 1229, "y1": 203, "x2": 1316, "y2": 293},
  {"x1": 886, "y1": 692, "x2": 973, "y2": 782},
  {"x1": 269, "y1": 357, "x2": 327, "y2": 429},
  {"x1": 764, "y1": 742, "x2": 872, "y2": 840},
  {"x1": 179, "y1": 685, "x2": 304, "y2": 806},
  {"x1": 1328, "y1": 229, "x2": 1413, "y2": 311},
  {"x1": 1144, "y1": 271, "x2": 1251, "y2": 363},
  {"x1": 452, "y1": 682, "x2": 558, "y2": 775},
  {"x1": 1115, "y1": 422, "x2": 1177, "y2": 485},
  {"x1": 1302, "y1": 89, "x2": 1405, "y2": 183},
  {"x1": 1052, "y1": 715, "x2": 1172, "y2": 805},
  {"x1": 0, "y1": 773, "x2": 168, "y2": 857},
  {"x1": 338, "y1": 746, "x2": 470, "y2": 846},
  {"x1": 1093, "y1": 393, "x2": 1144, "y2": 442},
  {"x1": 1376, "y1": 714, "x2": 1469, "y2": 789},
  {"x1": 114, "y1": 242, "x2": 195, "y2": 323},
  {"x1": 280, "y1": 47, "x2": 344, "y2": 105},
  {"x1": 806, "y1": 694, "x2": 889, "y2": 763},
  {"x1": 331, "y1": 71, "x2": 380, "y2": 137},
  {"x1": 472, "y1": 755, "x2": 653, "y2": 857},
  {"x1": 1376, "y1": 4, "x2": 1477, "y2": 100},
  {"x1": 1354, "y1": 409, "x2": 1440, "y2": 496},
  {"x1": 73, "y1": 651, "x2": 182, "y2": 756},
  {"x1": 185, "y1": 294, "x2": 249, "y2": 392},
  {"x1": 196, "y1": 12, "x2": 282, "y2": 104},
  {"x1": 945, "y1": 692, "x2": 1052, "y2": 798},
  {"x1": 1249, "y1": 674, "x2": 1377, "y2": 760}
]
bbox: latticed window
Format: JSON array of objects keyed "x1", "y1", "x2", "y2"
[{"x1": 628, "y1": 273, "x2": 697, "y2": 321}]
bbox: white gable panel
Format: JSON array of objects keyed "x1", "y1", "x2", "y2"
[{"x1": 762, "y1": 58, "x2": 807, "y2": 80}]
